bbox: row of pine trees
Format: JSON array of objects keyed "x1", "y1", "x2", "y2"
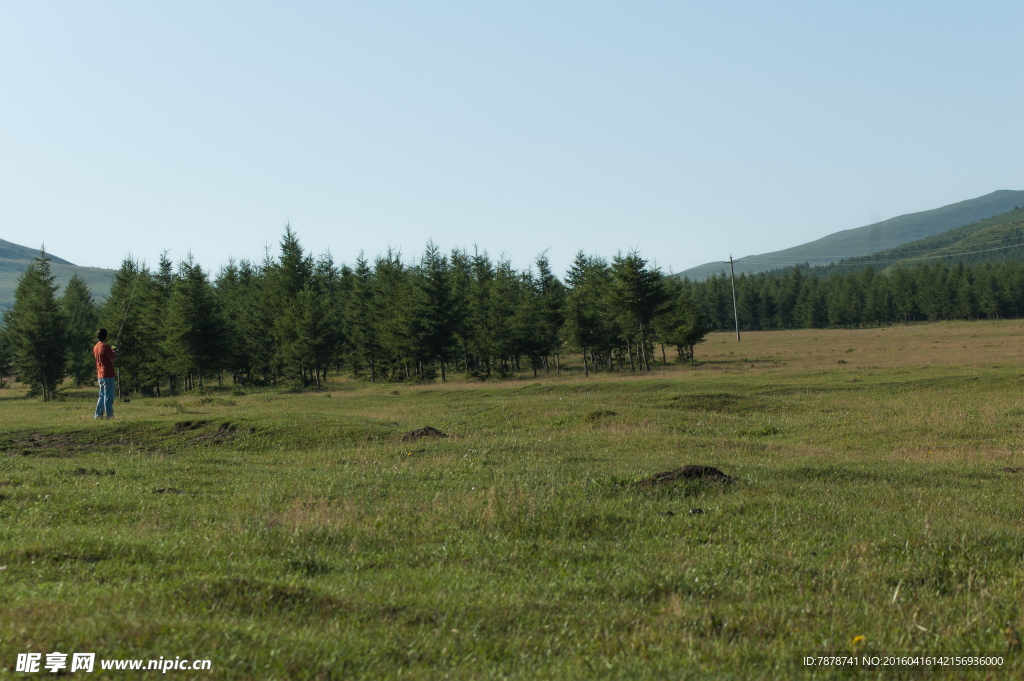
[
  {"x1": 692, "y1": 261, "x2": 1024, "y2": 331},
  {"x1": 1, "y1": 228, "x2": 706, "y2": 399},
  {"x1": 11, "y1": 229, "x2": 1024, "y2": 401}
]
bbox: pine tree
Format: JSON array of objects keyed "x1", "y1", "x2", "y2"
[
  {"x1": 467, "y1": 248, "x2": 497, "y2": 375},
  {"x1": 163, "y1": 256, "x2": 225, "y2": 391},
  {"x1": 610, "y1": 250, "x2": 666, "y2": 371},
  {"x1": 245, "y1": 254, "x2": 279, "y2": 383},
  {"x1": 346, "y1": 253, "x2": 380, "y2": 381},
  {"x1": 414, "y1": 242, "x2": 456, "y2": 381},
  {"x1": 312, "y1": 251, "x2": 345, "y2": 383},
  {"x1": 100, "y1": 257, "x2": 157, "y2": 394},
  {"x1": 654, "y1": 276, "x2": 707, "y2": 363},
  {"x1": 535, "y1": 253, "x2": 566, "y2": 373},
  {"x1": 513, "y1": 268, "x2": 544, "y2": 376},
  {"x1": 448, "y1": 249, "x2": 473, "y2": 374},
  {"x1": 371, "y1": 250, "x2": 414, "y2": 380},
  {"x1": 2, "y1": 250, "x2": 68, "y2": 400},
  {"x1": 293, "y1": 284, "x2": 336, "y2": 388},
  {"x1": 564, "y1": 252, "x2": 610, "y2": 376},
  {"x1": 150, "y1": 251, "x2": 178, "y2": 393},
  {"x1": 269, "y1": 225, "x2": 314, "y2": 379},
  {"x1": 489, "y1": 257, "x2": 522, "y2": 376},
  {"x1": 0, "y1": 328, "x2": 12, "y2": 387},
  {"x1": 60, "y1": 274, "x2": 99, "y2": 387}
]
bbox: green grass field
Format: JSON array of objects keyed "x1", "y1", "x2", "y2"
[{"x1": 2, "y1": 323, "x2": 1023, "y2": 679}]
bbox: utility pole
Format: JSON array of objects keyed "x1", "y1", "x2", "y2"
[{"x1": 728, "y1": 255, "x2": 740, "y2": 341}]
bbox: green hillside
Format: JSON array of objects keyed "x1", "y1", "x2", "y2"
[
  {"x1": 811, "y1": 206, "x2": 1024, "y2": 274},
  {"x1": 678, "y1": 189, "x2": 1024, "y2": 280},
  {"x1": 0, "y1": 239, "x2": 114, "y2": 308}
]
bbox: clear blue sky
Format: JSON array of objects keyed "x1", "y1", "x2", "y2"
[{"x1": 2, "y1": 1, "x2": 1022, "y2": 277}]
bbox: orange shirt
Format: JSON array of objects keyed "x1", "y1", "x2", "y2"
[{"x1": 94, "y1": 342, "x2": 116, "y2": 378}]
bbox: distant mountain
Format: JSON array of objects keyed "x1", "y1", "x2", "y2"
[
  {"x1": 0, "y1": 239, "x2": 115, "y2": 308},
  {"x1": 678, "y1": 190, "x2": 1024, "y2": 280},
  {"x1": 815, "y1": 207, "x2": 1024, "y2": 274}
]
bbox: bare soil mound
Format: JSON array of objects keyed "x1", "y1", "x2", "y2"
[
  {"x1": 401, "y1": 426, "x2": 447, "y2": 442},
  {"x1": 636, "y1": 465, "x2": 735, "y2": 487},
  {"x1": 172, "y1": 420, "x2": 208, "y2": 433},
  {"x1": 3, "y1": 432, "x2": 122, "y2": 458}
]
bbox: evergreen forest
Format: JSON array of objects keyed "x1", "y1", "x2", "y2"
[
  {"x1": 693, "y1": 259, "x2": 1024, "y2": 332},
  {"x1": 9, "y1": 223, "x2": 1024, "y2": 401},
  {"x1": 0, "y1": 229, "x2": 705, "y2": 399}
]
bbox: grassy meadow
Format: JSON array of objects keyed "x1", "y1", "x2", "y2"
[{"x1": 2, "y1": 322, "x2": 1023, "y2": 679}]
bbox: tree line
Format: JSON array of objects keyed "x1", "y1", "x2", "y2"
[
  {"x1": 0, "y1": 228, "x2": 707, "y2": 399},
  {"x1": 692, "y1": 260, "x2": 1024, "y2": 331}
]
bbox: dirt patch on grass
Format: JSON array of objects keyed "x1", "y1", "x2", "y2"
[
  {"x1": 185, "y1": 577, "x2": 349, "y2": 617},
  {"x1": 1, "y1": 431, "x2": 126, "y2": 458},
  {"x1": 3, "y1": 543, "x2": 117, "y2": 564},
  {"x1": 172, "y1": 420, "x2": 209, "y2": 433},
  {"x1": 72, "y1": 467, "x2": 116, "y2": 476},
  {"x1": 401, "y1": 426, "x2": 447, "y2": 442},
  {"x1": 183, "y1": 421, "x2": 255, "y2": 443},
  {"x1": 663, "y1": 393, "x2": 763, "y2": 414},
  {"x1": 636, "y1": 465, "x2": 735, "y2": 487}
]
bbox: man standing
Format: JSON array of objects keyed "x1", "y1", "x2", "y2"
[{"x1": 93, "y1": 328, "x2": 116, "y2": 419}]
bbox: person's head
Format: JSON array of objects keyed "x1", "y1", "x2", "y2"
[{"x1": 97, "y1": 329, "x2": 108, "y2": 342}]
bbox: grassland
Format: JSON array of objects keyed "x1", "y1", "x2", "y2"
[{"x1": 2, "y1": 322, "x2": 1023, "y2": 679}]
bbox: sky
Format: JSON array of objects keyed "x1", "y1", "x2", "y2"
[{"x1": 2, "y1": 1, "x2": 1022, "y2": 278}]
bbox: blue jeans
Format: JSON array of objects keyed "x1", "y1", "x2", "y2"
[{"x1": 95, "y1": 377, "x2": 115, "y2": 419}]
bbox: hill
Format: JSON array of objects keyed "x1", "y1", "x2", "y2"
[
  {"x1": 678, "y1": 189, "x2": 1024, "y2": 280},
  {"x1": 0, "y1": 239, "x2": 115, "y2": 308},
  {"x1": 820, "y1": 206, "x2": 1024, "y2": 274}
]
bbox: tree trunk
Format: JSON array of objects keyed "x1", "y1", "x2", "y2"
[
  {"x1": 627, "y1": 340, "x2": 636, "y2": 372},
  {"x1": 556, "y1": 352, "x2": 560, "y2": 374},
  {"x1": 639, "y1": 323, "x2": 651, "y2": 371},
  {"x1": 440, "y1": 359, "x2": 446, "y2": 383},
  {"x1": 198, "y1": 368, "x2": 204, "y2": 392},
  {"x1": 583, "y1": 348, "x2": 589, "y2": 377},
  {"x1": 661, "y1": 344, "x2": 667, "y2": 364}
]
